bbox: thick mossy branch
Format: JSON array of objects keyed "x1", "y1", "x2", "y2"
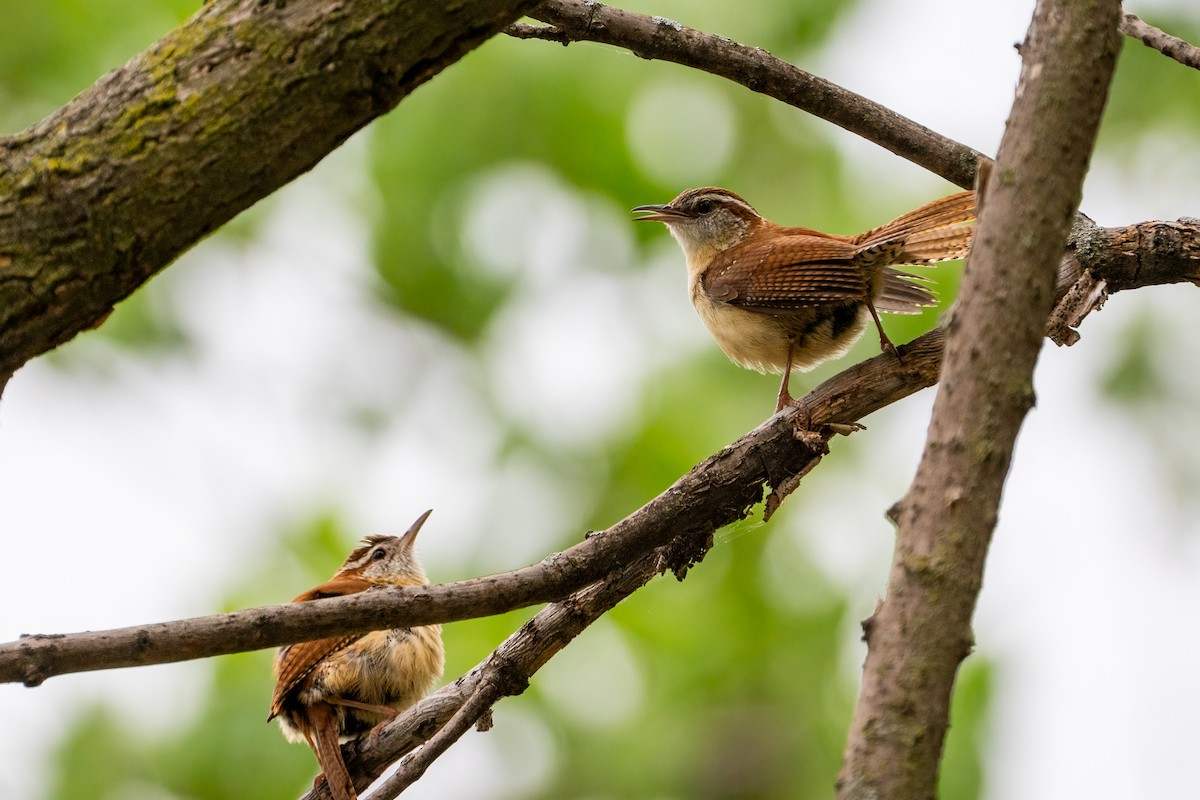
[{"x1": 0, "y1": 0, "x2": 540, "y2": 378}]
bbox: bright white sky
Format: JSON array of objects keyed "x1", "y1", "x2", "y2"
[{"x1": 3, "y1": 1, "x2": 1200, "y2": 798}]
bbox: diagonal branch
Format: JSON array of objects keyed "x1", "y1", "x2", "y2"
[
  {"x1": 512, "y1": 0, "x2": 984, "y2": 189},
  {"x1": 315, "y1": 533, "x2": 706, "y2": 799},
  {"x1": 837, "y1": 0, "x2": 1124, "y2": 797},
  {"x1": 1120, "y1": 11, "x2": 1200, "y2": 70},
  {"x1": 363, "y1": 668, "x2": 505, "y2": 799}
]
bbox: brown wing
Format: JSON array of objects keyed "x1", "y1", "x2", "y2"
[
  {"x1": 704, "y1": 234, "x2": 869, "y2": 310},
  {"x1": 268, "y1": 574, "x2": 375, "y2": 721},
  {"x1": 291, "y1": 575, "x2": 375, "y2": 603}
]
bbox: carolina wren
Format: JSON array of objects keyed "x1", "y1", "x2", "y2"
[
  {"x1": 633, "y1": 189, "x2": 975, "y2": 412},
  {"x1": 269, "y1": 510, "x2": 445, "y2": 800}
]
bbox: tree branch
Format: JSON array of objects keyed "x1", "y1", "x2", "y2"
[
  {"x1": 1050, "y1": 216, "x2": 1200, "y2": 345},
  {"x1": 2, "y1": 213, "x2": 1195, "y2": 689},
  {"x1": 1120, "y1": 11, "x2": 1200, "y2": 70},
  {"x1": 364, "y1": 668, "x2": 505, "y2": 799},
  {"x1": 315, "y1": 532, "x2": 697, "y2": 799},
  {"x1": 837, "y1": 1, "x2": 1123, "y2": 797},
  {"x1": 515, "y1": 0, "x2": 984, "y2": 189},
  {"x1": 0, "y1": 0, "x2": 541, "y2": 381}
]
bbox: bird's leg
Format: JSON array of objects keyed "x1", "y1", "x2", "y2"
[
  {"x1": 775, "y1": 341, "x2": 797, "y2": 414},
  {"x1": 328, "y1": 698, "x2": 399, "y2": 719},
  {"x1": 866, "y1": 299, "x2": 901, "y2": 361},
  {"x1": 328, "y1": 698, "x2": 400, "y2": 748},
  {"x1": 776, "y1": 341, "x2": 824, "y2": 449},
  {"x1": 778, "y1": 338, "x2": 865, "y2": 439}
]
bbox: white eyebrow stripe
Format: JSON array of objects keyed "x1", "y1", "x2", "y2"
[{"x1": 675, "y1": 189, "x2": 757, "y2": 216}]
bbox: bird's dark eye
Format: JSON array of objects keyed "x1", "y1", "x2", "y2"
[
  {"x1": 695, "y1": 199, "x2": 715, "y2": 214},
  {"x1": 371, "y1": 548, "x2": 387, "y2": 561}
]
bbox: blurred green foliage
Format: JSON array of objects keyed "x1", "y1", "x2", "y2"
[
  {"x1": 26, "y1": 0, "x2": 1200, "y2": 797},
  {"x1": 49, "y1": 652, "x2": 316, "y2": 800}
]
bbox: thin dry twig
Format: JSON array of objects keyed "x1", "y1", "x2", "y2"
[
  {"x1": 505, "y1": 21, "x2": 571, "y2": 44},
  {"x1": 1121, "y1": 12, "x2": 1200, "y2": 70}
]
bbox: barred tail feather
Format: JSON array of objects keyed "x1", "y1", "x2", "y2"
[
  {"x1": 876, "y1": 267, "x2": 938, "y2": 314},
  {"x1": 305, "y1": 703, "x2": 358, "y2": 800},
  {"x1": 899, "y1": 221, "x2": 975, "y2": 263},
  {"x1": 856, "y1": 191, "x2": 976, "y2": 251}
]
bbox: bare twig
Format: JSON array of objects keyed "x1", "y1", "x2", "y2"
[
  {"x1": 1121, "y1": 12, "x2": 1200, "y2": 70},
  {"x1": 1052, "y1": 216, "x2": 1200, "y2": 342},
  {"x1": 836, "y1": 0, "x2": 1123, "y2": 797},
  {"x1": 518, "y1": 0, "x2": 984, "y2": 189},
  {"x1": 505, "y1": 21, "x2": 571, "y2": 44}
]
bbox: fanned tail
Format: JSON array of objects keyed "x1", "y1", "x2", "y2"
[
  {"x1": 855, "y1": 191, "x2": 976, "y2": 258},
  {"x1": 875, "y1": 267, "x2": 938, "y2": 314},
  {"x1": 853, "y1": 192, "x2": 975, "y2": 315},
  {"x1": 898, "y1": 220, "x2": 975, "y2": 263}
]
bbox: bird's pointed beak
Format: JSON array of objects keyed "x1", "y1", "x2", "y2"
[
  {"x1": 398, "y1": 509, "x2": 433, "y2": 549},
  {"x1": 632, "y1": 203, "x2": 686, "y2": 222}
]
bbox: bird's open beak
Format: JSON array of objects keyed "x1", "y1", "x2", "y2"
[
  {"x1": 398, "y1": 509, "x2": 433, "y2": 549},
  {"x1": 631, "y1": 203, "x2": 686, "y2": 222}
]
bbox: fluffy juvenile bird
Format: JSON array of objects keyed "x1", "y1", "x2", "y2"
[
  {"x1": 634, "y1": 188, "x2": 975, "y2": 412},
  {"x1": 269, "y1": 510, "x2": 444, "y2": 800}
]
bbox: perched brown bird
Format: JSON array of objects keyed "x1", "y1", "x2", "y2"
[
  {"x1": 269, "y1": 510, "x2": 445, "y2": 800},
  {"x1": 633, "y1": 188, "x2": 975, "y2": 412}
]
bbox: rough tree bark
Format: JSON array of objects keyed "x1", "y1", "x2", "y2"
[
  {"x1": 837, "y1": 0, "x2": 1123, "y2": 797},
  {"x1": 0, "y1": 0, "x2": 539, "y2": 391}
]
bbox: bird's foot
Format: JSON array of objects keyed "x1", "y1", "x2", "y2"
[{"x1": 781, "y1": 396, "x2": 865, "y2": 443}]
